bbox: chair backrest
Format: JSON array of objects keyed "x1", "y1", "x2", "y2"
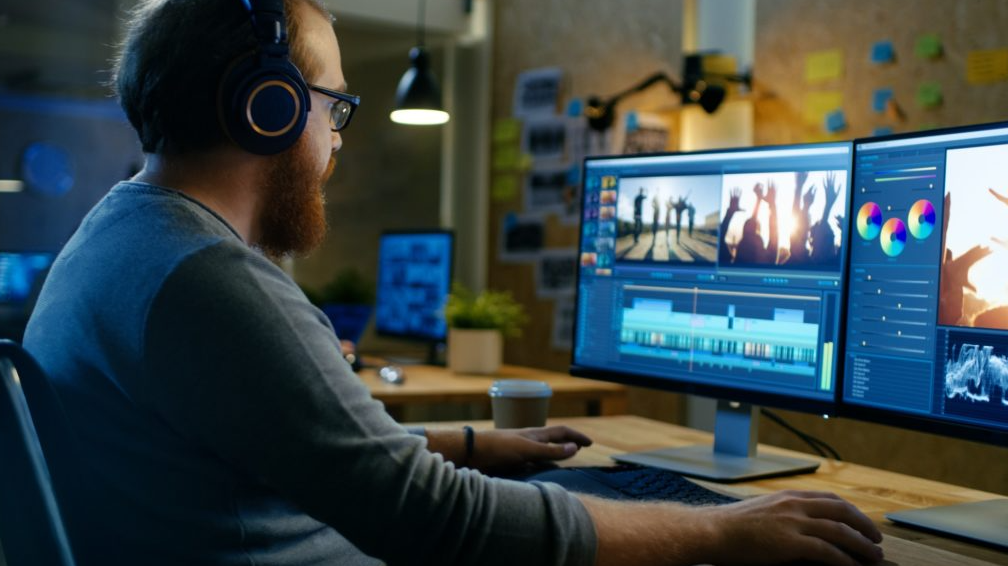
[{"x1": 0, "y1": 339, "x2": 76, "y2": 566}]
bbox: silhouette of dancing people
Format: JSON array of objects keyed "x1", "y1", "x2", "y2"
[
  {"x1": 633, "y1": 188, "x2": 646, "y2": 243},
  {"x1": 733, "y1": 181, "x2": 779, "y2": 264},
  {"x1": 687, "y1": 203, "x2": 696, "y2": 237},
  {"x1": 673, "y1": 195, "x2": 689, "y2": 243},
  {"x1": 651, "y1": 194, "x2": 661, "y2": 240},
  {"x1": 664, "y1": 196, "x2": 674, "y2": 244}
]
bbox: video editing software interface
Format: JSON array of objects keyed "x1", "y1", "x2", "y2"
[
  {"x1": 0, "y1": 252, "x2": 53, "y2": 306},
  {"x1": 845, "y1": 125, "x2": 1008, "y2": 435},
  {"x1": 375, "y1": 231, "x2": 453, "y2": 341},
  {"x1": 575, "y1": 144, "x2": 852, "y2": 403}
]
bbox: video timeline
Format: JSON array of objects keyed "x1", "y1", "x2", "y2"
[{"x1": 617, "y1": 284, "x2": 834, "y2": 389}]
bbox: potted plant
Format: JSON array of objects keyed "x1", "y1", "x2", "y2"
[
  {"x1": 444, "y1": 283, "x2": 527, "y2": 374},
  {"x1": 303, "y1": 268, "x2": 375, "y2": 345}
]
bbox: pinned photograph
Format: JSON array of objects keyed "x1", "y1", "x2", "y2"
[
  {"x1": 535, "y1": 249, "x2": 577, "y2": 299},
  {"x1": 499, "y1": 212, "x2": 545, "y2": 262},
  {"x1": 521, "y1": 116, "x2": 567, "y2": 163},
  {"x1": 524, "y1": 164, "x2": 571, "y2": 213},
  {"x1": 513, "y1": 67, "x2": 563, "y2": 118}
]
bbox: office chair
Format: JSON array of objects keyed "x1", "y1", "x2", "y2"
[{"x1": 0, "y1": 339, "x2": 76, "y2": 566}]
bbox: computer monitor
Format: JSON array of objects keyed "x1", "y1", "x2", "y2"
[
  {"x1": 0, "y1": 251, "x2": 55, "y2": 339},
  {"x1": 571, "y1": 142, "x2": 853, "y2": 481},
  {"x1": 0, "y1": 252, "x2": 53, "y2": 306},
  {"x1": 374, "y1": 230, "x2": 454, "y2": 364},
  {"x1": 844, "y1": 122, "x2": 1008, "y2": 548}
]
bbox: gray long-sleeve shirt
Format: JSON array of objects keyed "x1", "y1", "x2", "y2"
[{"x1": 24, "y1": 182, "x2": 597, "y2": 566}]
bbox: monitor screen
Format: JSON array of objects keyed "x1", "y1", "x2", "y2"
[
  {"x1": 572, "y1": 143, "x2": 852, "y2": 413},
  {"x1": 844, "y1": 123, "x2": 1008, "y2": 442},
  {"x1": 374, "y1": 231, "x2": 453, "y2": 342},
  {"x1": 0, "y1": 252, "x2": 54, "y2": 306}
]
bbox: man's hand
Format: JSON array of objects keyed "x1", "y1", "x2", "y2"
[
  {"x1": 423, "y1": 426, "x2": 592, "y2": 475},
  {"x1": 703, "y1": 490, "x2": 884, "y2": 566},
  {"x1": 581, "y1": 489, "x2": 884, "y2": 566},
  {"x1": 470, "y1": 426, "x2": 593, "y2": 474}
]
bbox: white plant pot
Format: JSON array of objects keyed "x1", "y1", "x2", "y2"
[{"x1": 448, "y1": 328, "x2": 502, "y2": 375}]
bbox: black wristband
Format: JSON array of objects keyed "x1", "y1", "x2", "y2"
[{"x1": 462, "y1": 425, "x2": 475, "y2": 467}]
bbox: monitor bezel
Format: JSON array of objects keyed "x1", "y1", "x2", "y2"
[
  {"x1": 373, "y1": 228, "x2": 455, "y2": 343},
  {"x1": 569, "y1": 141, "x2": 854, "y2": 418},
  {"x1": 839, "y1": 120, "x2": 1008, "y2": 447}
]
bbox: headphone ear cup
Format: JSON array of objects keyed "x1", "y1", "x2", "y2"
[{"x1": 219, "y1": 53, "x2": 310, "y2": 155}]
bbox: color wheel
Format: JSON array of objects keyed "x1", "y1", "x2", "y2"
[
  {"x1": 857, "y1": 202, "x2": 883, "y2": 240},
  {"x1": 907, "y1": 199, "x2": 936, "y2": 239},
  {"x1": 880, "y1": 218, "x2": 907, "y2": 257}
]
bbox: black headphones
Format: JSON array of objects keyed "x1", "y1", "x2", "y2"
[{"x1": 219, "y1": 0, "x2": 310, "y2": 155}]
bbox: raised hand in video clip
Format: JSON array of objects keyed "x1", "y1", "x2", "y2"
[
  {"x1": 733, "y1": 181, "x2": 778, "y2": 265},
  {"x1": 808, "y1": 171, "x2": 841, "y2": 263},
  {"x1": 789, "y1": 171, "x2": 812, "y2": 263},
  {"x1": 718, "y1": 187, "x2": 744, "y2": 264},
  {"x1": 939, "y1": 192, "x2": 993, "y2": 326}
]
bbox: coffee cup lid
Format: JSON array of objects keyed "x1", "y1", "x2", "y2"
[{"x1": 488, "y1": 379, "x2": 552, "y2": 398}]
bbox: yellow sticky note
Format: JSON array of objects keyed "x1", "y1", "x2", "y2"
[
  {"x1": 967, "y1": 48, "x2": 1008, "y2": 85},
  {"x1": 803, "y1": 91, "x2": 844, "y2": 126},
  {"x1": 492, "y1": 118, "x2": 521, "y2": 144},
  {"x1": 805, "y1": 49, "x2": 844, "y2": 83},
  {"x1": 491, "y1": 175, "x2": 519, "y2": 202},
  {"x1": 493, "y1": 146, "x2": 520, "y2": 171}
]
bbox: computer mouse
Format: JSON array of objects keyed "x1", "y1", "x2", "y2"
[{"x1": 378, "y1": 365, "x2": 406, "y2": 385}]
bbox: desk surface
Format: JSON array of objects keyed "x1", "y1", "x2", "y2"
[
  {"x1": 439, "y1": 415, "x2": 1008, "y2": 566},
  {"x1": 359, "y1": 363, "x2": 628, "y2": 415}
]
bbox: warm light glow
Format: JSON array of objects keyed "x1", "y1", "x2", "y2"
[
  {"x1": 390, "y1": 109, "x2": 450, "y2": 125},
  {"x1": 0, "y1": 180, "x2": 24, "y2": 193}
]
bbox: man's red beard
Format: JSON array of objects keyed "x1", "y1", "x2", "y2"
[{"x1": 257, "y1": 136, "x2": 335, "y2": 258}]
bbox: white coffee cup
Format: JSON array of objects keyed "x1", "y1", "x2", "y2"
[{"x1": 488, "y1": 379, "x2": 552, "y2": 429}]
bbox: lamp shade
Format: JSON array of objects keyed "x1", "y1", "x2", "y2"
[{"x1": 390, "y1": 47, "x2": 449, "y2": 125}]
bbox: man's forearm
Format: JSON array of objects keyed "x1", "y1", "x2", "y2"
[
  {"x1": 577, "y1": 495, "x2": 715, "y2": 566},
  {"x1": 424, "y1": 428, "x2": 467, "y2": 466}
]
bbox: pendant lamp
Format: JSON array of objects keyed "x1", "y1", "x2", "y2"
[{"x1": 390, "y1": 0, "x2": 450, "y2": 125}]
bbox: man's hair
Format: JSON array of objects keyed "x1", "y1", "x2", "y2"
[{"x1": 113, "y1": 0, "x2": 329, "y2": 155}]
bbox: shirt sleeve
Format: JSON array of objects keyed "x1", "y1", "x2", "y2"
[{"x1": 139, "y1": 242, "x2": 597, "y2": 566}]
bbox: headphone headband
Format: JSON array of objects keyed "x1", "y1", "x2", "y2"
[{"x1": 245, "y1": 0, "x2": 288, "y2": 57}]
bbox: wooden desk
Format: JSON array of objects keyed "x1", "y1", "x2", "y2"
[
  {"x1": 431, "y1": 415, "x2": 1008, "y2": 566},
  {"x1": 359, "y1": 363, "x2": 628, "y2": 417}
]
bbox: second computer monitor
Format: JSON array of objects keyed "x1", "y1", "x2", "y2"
[
  {"x1": 374, "y1": 230, "x2": 454, "y2": 346},
  {"x1": 571, "y1": 142, "x2": 853, "y2": 480}
]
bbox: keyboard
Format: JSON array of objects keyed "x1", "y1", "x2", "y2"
[{"x1": 517, "y1": 464, "x2": 740, "y2": 505}]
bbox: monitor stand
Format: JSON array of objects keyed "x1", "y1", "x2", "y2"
[
  {"x1": 886, "y1": 499, "x2": 1008, "y2": 550},
  {"x1": 612, "y1": 400, "x2": 820, "y2": 482}
]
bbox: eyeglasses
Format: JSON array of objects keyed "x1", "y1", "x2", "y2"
[{"x1": 307, "y1": 83, "x2": 360, "y2": 132}]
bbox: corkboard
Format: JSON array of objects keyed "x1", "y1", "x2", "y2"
[
  {"x1": 752, "y1": 0, "x2": 1008, "y2": 493},
  {"x1": 489, "y1": 0, "x2": 684, "y2": 366},
  {"x1": 754, "y1": 0, "x2": 1008, "y2": 145},
  {"x1": 488, "y1": 0, "x2": 686, "y2": 422}
]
